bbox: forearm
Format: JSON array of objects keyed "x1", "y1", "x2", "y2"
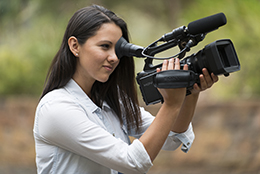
[
  {"x1": 171, "y1": 93, "x2": 199, "y2": 133},
  {"x1": 139, "y1": 103, "x2": 182, "y2": 162}
]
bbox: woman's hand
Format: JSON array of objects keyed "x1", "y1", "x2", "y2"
[
  {"x1": 156, "y1": 58, "x2": 186, "y2": 106},
  {"x1": 190, "y1": 68, "x2": 219, "y2": 94}
]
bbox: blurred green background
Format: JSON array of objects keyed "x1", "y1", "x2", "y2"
[
  {"x1": 1, "y1": 0, "x2": 260, "y2": 99},
  {"x1": 0, "y1": 0, "x2": 260, "y2": 174}
]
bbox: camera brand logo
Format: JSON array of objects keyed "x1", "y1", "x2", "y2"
[
  {"x1": 143, "y1": 81, "x2": 153, "y2": 87},
  {"x1": 164, "y1": 76, "x2": 181, "y2": 82}
]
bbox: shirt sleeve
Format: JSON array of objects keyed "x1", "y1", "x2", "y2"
[
  {"x1": 128, "y1": 107, "x2": 195, "y2": 153},
  {"x1": 164, "y1": 123, "x2": 195, "y2": 152},
  {"x1": 36, "y1": 98, "x2": 153, "y2": 174}
]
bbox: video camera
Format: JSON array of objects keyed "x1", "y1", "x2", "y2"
[{"x1": 115, "y1": 13, "x2": 240, "y2": 105}]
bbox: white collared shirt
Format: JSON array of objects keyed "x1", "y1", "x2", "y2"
[{"x1": 33, "y1": 79, "x2": 194, "y2": 174}]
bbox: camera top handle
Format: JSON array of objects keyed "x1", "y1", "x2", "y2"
[
  {"x1": 142, "y1": 33, "x2": 205, "y2": 71},
  {"x1": 141, "y1": 12, "x2": 227, "y2": 71}
]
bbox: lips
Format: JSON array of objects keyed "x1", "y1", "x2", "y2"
[{"x1": 103, "y1": 65, "x2": 113, "y2": 71}]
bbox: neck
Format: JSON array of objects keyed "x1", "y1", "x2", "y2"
[{"x1": 72, "y1": 73, "x2": 94, "y2": 98}]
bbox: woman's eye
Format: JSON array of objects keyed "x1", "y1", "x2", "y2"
[{"x1": 100, "y1": 44, "x2": 110, "y2": 49}]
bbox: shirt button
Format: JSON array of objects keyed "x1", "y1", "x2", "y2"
[{"x1": 187, "y1": 142, "x2": 190, "y2": 146}]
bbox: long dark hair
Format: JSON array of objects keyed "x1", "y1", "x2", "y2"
[{"x1": 41, "y1": 5, "x2": 141, "y2": 131}]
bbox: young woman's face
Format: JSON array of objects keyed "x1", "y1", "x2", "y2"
[{"x1": 75, "y1": 22, "x2": 122, "y2": 85}]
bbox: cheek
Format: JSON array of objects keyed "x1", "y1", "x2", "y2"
[
  {"x1": 87, "y1": 50, "x2": 105, "y2": 63},
  {"x1": 115, "y1": 60, "x2": 120, "y2": 68},
  {"x1": 80, "y1": 51, "x2": 101, "y2": 66}
]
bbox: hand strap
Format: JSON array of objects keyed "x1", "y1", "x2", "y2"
[{"x1": 153, "y1": 70, "x2": 199, "y2": 89}]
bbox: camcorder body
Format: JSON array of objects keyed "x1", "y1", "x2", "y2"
[
  {"x1": 136, "y1": 39, "x2": 240, "y2": 105},
  {"x1": 115, "y1": 13, "x2": 241, "y2": 105}
]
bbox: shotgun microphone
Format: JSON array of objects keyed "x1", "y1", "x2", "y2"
[
  {"x1": 188, "y1": 12, "x2": 227, "y2": 35},
  {"x1": 161, "y1": 12, "x2": 227, "y2": 42}
]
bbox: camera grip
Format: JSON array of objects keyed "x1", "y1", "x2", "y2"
[{"x1": 153, "y1": 70, "x2": 198, "y2": 89}]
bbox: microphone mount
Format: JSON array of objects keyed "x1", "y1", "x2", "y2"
[{"x1": 141, "y1": 31, "x2": 206, "y2": 72}]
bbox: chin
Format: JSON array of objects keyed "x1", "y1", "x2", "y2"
[{"x1": 97, "y1": 77, "x2": 109, "y2": 83}]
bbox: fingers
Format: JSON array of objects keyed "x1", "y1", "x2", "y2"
[
  {"x1": 183, "y1": 64, "x2": 189, "y2": 70},
  {"x1": 198, "y1": 74, "x2": 207, "y2": 91},
  {"x1": 202, "y1": 68, "x2": 213, "y2": 88},
  {"x1": 199, "y1": 68, "x2": 219, "y2": 91},
  {"x1": 211, "y1": 72, "x2": 219, "y2": 83},
  {"x1": 174, "y1": 58, "x2": 180, "y2": 70},
  {"x1": 161, "y1": 58, "x2": 181, "y2": 71},
  {"x1": 168, "y1": 58, "x2": 174, "y2": 70},
  {"x1": 161, "y1": 60, "x2": 168, "y2": 71}
]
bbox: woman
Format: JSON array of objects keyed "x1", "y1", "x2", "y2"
[{"x1": 33, "y1": 4, "x2": 218, "y2": 174}]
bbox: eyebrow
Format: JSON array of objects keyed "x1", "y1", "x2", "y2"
[{"x1": 98, "y1": 40, "x2": 113, "y2": 44}]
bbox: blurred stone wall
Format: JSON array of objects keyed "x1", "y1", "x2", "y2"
[
  {"x1": 144, "y1": 98, "x2": 260, "y2": 174},
  {"x1": 0, "y1": 97, "x2": 259, "y2": 174}
]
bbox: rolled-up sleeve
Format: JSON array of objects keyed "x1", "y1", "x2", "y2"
[
  {"x1": 130, "y1": 107, "x2": 195, "y2": 153},
  {"x1": 163, "y1": 123, "x2": 195, "y2": 152}
]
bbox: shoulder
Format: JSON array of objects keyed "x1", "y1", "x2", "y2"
[
  {"x1": 36, "y1": 88, "x2": 80, "y2": 116},
  {"x1": 39, "y1": 88, "x2": 73, "y2": 106},
  {"x1": 34, "y1": 88, "x2": 88, "y2": 134}
]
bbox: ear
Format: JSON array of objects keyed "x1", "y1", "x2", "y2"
[{"x1": 68, "y1": 36, "x2": 80, "y2": 57}]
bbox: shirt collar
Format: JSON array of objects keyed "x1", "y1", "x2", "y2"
[
  {"x1": 102, "y1": 101, "x2": 111, "y2": 110},
  {"x1": 64, "y1": 79, "x2": 101, "y2": 113}
]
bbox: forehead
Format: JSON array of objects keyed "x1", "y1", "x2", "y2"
[{"x1": 90, "y1": 22, "x2": 122, "y2": 43}]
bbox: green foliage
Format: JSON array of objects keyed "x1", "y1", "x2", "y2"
[
  {"x1": 0, "y1": 0, "x2": 72, "y2": 96},
  {"x1": 179, "y1": 0, "x2": 260, "y2": 99},
  {"x1": 0, "y1": 0, "x2": 259, "y2": 99}
]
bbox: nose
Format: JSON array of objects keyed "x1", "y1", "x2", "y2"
[{"x1": 107, "y1": 50, "x2": 119, "y2": 63}]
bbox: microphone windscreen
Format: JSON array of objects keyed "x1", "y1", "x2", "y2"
[{"x1": 187, "y1": 13, "x2": 227, "y2": 35}]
